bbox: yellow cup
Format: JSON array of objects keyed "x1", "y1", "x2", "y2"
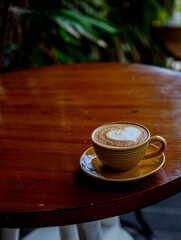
[{"x1": 91, "y1": 122, "x2": 167, "y2": 171}]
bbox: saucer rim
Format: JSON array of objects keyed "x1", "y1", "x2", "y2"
[{"x1": 80, "y1": 146, "x2": 165, "y2": 182}]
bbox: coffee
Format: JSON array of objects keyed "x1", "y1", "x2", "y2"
[
  {"x1": 91, "y1": 122, "x2": 166, "y2": 171},
  {"x1": 92, "y1": 123, "x2": 148, "y2": 147}
]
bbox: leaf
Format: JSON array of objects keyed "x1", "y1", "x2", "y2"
[
  {"x1": 69, "y1": 21, "x2": 108, "y2": 47},
  {"x1": 18, "y1": 8, "x2": 33, "y2": 14},
  {"x1": 51, "y1": 14, "x2": 108, "y2": 47},
  {"x1": 52, "y1": 48, "x2": 74, "y2": 63},
  {"x1": 60, "y1": 9, "x2": 118, "y2": 34},
  {"x1": 79, "y1": 0, "x2": 108, "y2": 20},
  {"x1": 58, "y1": 28, "x2": 79, "y2": 46},
  {"x1": 53, "y1": 16, "x2": 81, "y2": 39}
]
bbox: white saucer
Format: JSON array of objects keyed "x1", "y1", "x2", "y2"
[{"x1": 80, "y1": 145, "x2": 165, "y2": 182}]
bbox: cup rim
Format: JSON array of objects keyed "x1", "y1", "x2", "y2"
[{"x1": 91, "y1": 121, "x2": 150, "y2": 150}]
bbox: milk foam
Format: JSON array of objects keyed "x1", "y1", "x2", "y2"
[
  {"x1": 106, "y1": 127, "x2": 141, "y2": 142},
  {"x1": 93, "y1": 123, "x2": 148, "y2": 147}
]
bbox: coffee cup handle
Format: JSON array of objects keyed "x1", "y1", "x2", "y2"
[{"x1": 143, "y1": 136, "x2": 167, "y2": 160}]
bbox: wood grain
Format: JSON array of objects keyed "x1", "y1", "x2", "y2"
[{"x1": 0, "y1": 63, "x2": 181, "y2": 227}]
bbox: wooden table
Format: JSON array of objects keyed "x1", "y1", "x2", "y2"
[{"x1": 0, "y1": 63, "x2": 181, "y2": 239}]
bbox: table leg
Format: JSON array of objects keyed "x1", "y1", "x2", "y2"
[
  {"x1": 59, "y1": 224, "x2": 79, "y2": 240},
  {"x1": 101, "y1": 216, "x2": 134, "y2": 240},
  {"x1": 77, "y1": 220, "x2": 103, "y2": 240},
  {"x1": 76, "y1": 217, "x2": 134, "y2": 240},
  {"x1": 0, "y1": 228, "x2": 20, "y2": 240}
]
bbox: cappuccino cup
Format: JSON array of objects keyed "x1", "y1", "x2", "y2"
[{"x1": 91, "y1": 122, "x2": 167, "y2": 171}]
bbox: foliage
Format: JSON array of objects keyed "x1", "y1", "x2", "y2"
[
  {"x1": 3, "y1": 0, "x2": 117, "y2": 71},
  {"x1": 2, "y1": 0, "x2": 174, "y2": 72},
  {"x1": 105, "y1": 0, "x2": 174, "y2": 65}
]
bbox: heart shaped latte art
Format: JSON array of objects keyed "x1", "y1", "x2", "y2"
[{"x1": 106, "y1": 127, "x2": 141, "y2": 142}]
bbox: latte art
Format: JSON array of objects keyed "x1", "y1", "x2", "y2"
[
  {"x1": 93, "y1": 123, "x2": 148, "y2": 147},
  {"x1": 106, "y1": 127, "x2": 141, "y2": 142}
]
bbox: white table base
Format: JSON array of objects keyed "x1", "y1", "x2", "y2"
[
  {"x1": 0, "y1": 216, "x2": 134, "y2": 240},
  {"x1": 76, "y1": 217, "x2": 134, "y2": 240},
  {"x1": 0, "y1": 228, "x2": 20, "y2": 240}
]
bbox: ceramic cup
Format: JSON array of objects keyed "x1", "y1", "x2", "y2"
[{"x1": 91, "y1": 122, "x2": 167, "y2": 171}]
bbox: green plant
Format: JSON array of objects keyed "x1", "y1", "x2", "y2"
[
  {"x1": 105, "y1": 0, "x2": 174, "y2": 65},
  {"x1": 1, "y1": 0, "x2": 174, "y2": 72},
  {"x1": 3, "y1": 0, "x2": 117, "y2": 71}
]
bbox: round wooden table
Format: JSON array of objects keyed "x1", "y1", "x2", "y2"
[{"x1": 0, "y1": 63, "x2": 181, "y2": 239}]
